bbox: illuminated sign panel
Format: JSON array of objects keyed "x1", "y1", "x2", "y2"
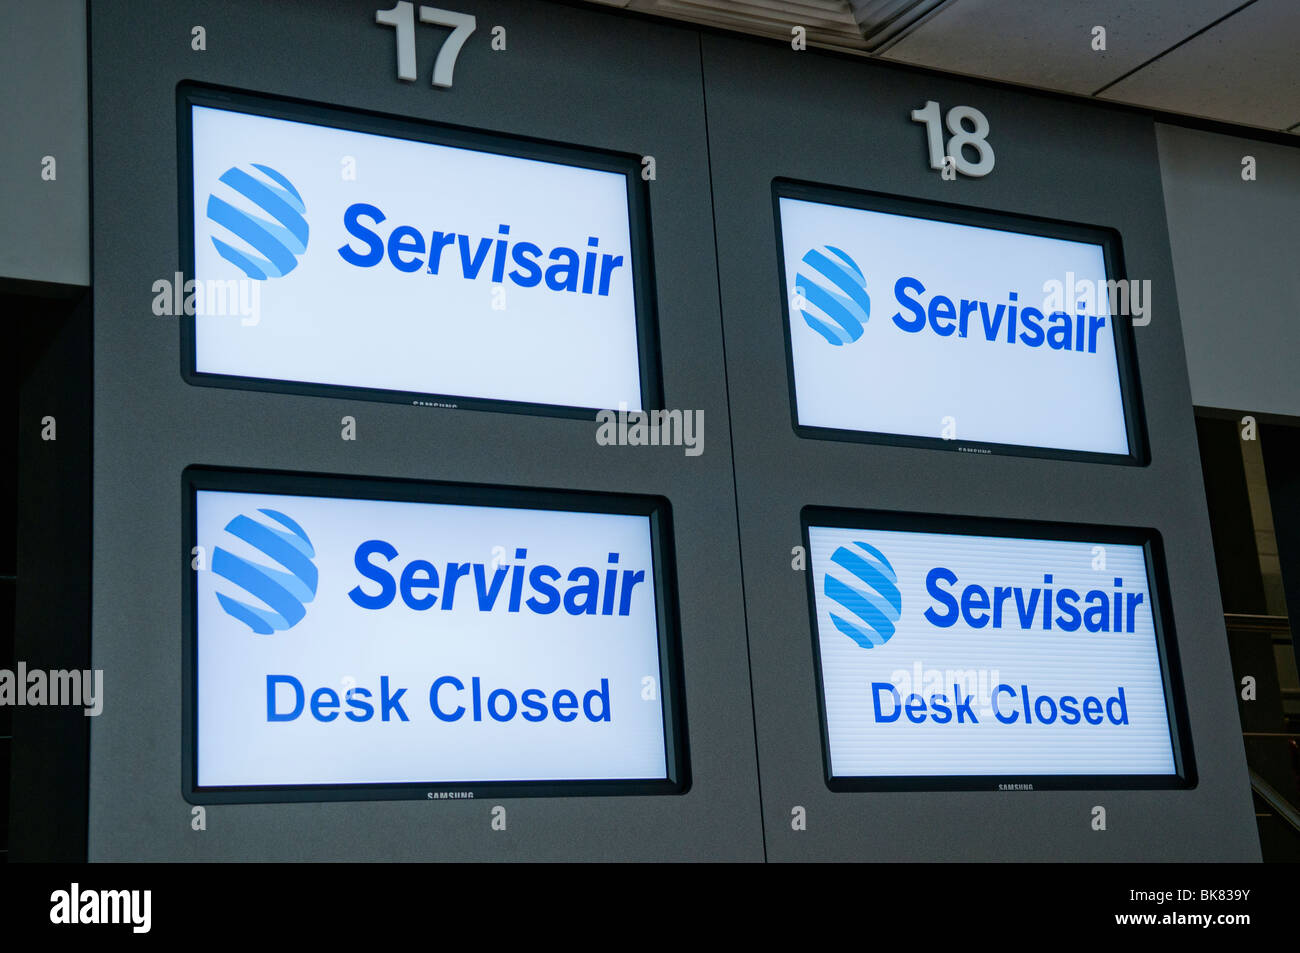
[
  {"x1": 180, "y1": 86, "x2": 658, "y2": 416},
  {"x1": 804, "y1": 509, "x2": 1192, "y2": 790},
  {"x1": 184, "y1": 468, "x2": 686, "y2": 803},
  {"x1": 776, "y1": 182, "x2": 1145, "y2": 463}
]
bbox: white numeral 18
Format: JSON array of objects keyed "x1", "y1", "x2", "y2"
[{"x1": 910, "y1": 100, "x2": 995, "y2": 177}]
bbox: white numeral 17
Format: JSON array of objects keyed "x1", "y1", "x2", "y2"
[{"x1": 376, "y1": 2, "x2": 477, "y2": 88}]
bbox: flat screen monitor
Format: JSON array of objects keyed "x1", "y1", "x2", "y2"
[
  {"x1": 775, "y1": 180, "x2": 1146, "y2": 464},
  {"x1": 802, "y1": 507, "x2": 1193, "y2": 790},
  {"x1": 179, "y1": 84, "x2": 659, "y2": 417},
  {"x1": 183, "y1": 467, "x2": 686, "y2": 803}
]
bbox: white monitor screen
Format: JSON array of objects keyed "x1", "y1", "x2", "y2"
[
  {"x1": 777, "y1": 184, "x2": 1141, "y2": 461},
  {"x1": 186, "y1": 471, "x2": 683, "y2": 801},
  {"x1": 805, "y1": 512, "x2": 1189, "y2": 789},
  {"x1": 183, "y1": 87, "x2": 653, "y2": 415}
]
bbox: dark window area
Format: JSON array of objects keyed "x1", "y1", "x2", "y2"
[
  {"x1": 1195, "y1": 416, "x2": 1268, "y2": 614},
  {"x1": 4, "y1": 284, "x2": 92, "y2": 862},
  {"x1": 2, "y1": 289, "x2": 17, "y2": 861},
  {"x1": 1196, "y1": 409, "x2": 1300, "y2": 861}
]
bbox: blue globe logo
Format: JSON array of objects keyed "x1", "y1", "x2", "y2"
[
  {"x1": 212, "y1": 509, "x2": 318, "y2": 635},
  {"x1": 823, "y1": 541, "x2": 901, "y2": 649},
  {"x1": 206, "y1": 163, "x2": 309, "y2": 280},
  {"x1": 795, "y1": 245, "x2": 870, "y2": 346}
]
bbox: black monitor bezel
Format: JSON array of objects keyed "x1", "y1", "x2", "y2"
[
  {"x1": 182, "y1": 465, "x2": 689, "y2": 805},
  {"x1": 800, "y1": 505, "x2": 1195, "y2": 792},
  {"x1": 177, "y1": 82, "x2": 663, "y2": 420},
  {"x1": 773, "y1": 178, "x2": 1149, "y2": 466}
]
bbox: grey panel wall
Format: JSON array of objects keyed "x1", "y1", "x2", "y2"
[
  {"x1": 0, "y1": 0, "x2": 89, "y2": 286},
  {"x1": 701, "y1": 34, "x2": 1258, "y2": 861},
  {"x1": 1156, "y1": 123, "x2": 1300, "y2": 417},
  {"x1": 88, "y1": 0, "x2": 1259, "y2": 862},
  {"x1": 88, "y1": 0, "x2": 762, "y2": 861}
]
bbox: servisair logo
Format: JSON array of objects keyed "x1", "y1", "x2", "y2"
[
  {"x1": 205, "y1": 164, "x2": 630, "y2": 299},
  {"x1": 823, "y1": 542, "x2": 900, "y2": 648},
  {"x1": 213, "y1": 509, "x2": 318, "y2": 634},
  {"x1": 823, "y1": 543, "x2": 1146, "y2": 650},
  {"x1": 336, "y1": 204, "x2": 627, "y2": 298},
  {"x1": 820, "y1": 541, "x2": 1147, "y2": 728},
  {"x1": 213, "y1": 522, "x2": 652, "y2": 635},
  {"x1": 797, "y1": 244, "x2": 1110, "y2": 355},
  {"x1": 206, "y1": 164, "x2": 309, "y2": 280},
  {"x1": 794, "y1": 245, "x2": 871, "y2": 345}
]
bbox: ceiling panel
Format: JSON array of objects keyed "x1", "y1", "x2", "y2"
[
  {"x1": 634, "y1": 0, "x2": 868, "y2": 48},
  {"x1": 880, "y1": 0, "x2": 1249, "y2": 96},
  {"x1": 1099, "y1": 0, "x2": 1300, "y2": 130},
  {"x1": 583, "y1": 0, "x2": 1300, "y2": 133}
]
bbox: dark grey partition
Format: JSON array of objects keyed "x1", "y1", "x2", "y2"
[
  {"x1": 88, "y1": 0, "x2": 762, "y2": 861},
  {"x1": 1156, "y1": 123, "x2": 1300, "y2": 418},
  {"x1": 0, "y1": 0, "x2": 89, "y2": 287},
  {"x1": 86, "y1": 0, "x2": 1261, "y2": 862},
  {"x1": 701, "y1": 33, "x2": 1258, "y2": 861}
]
